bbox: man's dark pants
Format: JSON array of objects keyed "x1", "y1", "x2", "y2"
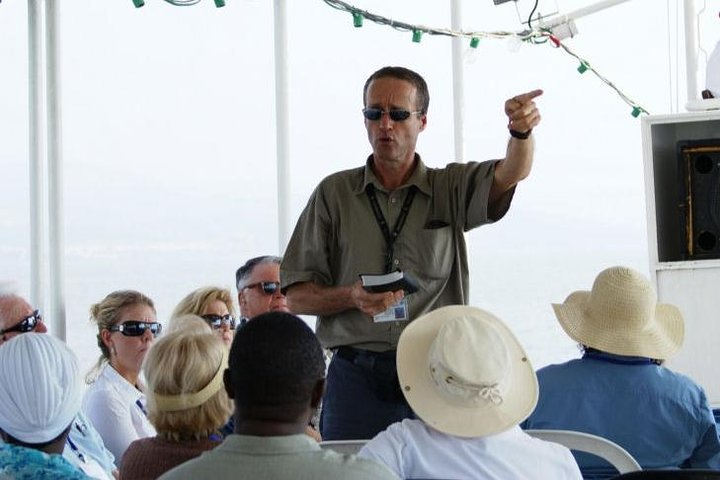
[{"x1": 319, "y1": 346, "x2": 415, "y2": 440}]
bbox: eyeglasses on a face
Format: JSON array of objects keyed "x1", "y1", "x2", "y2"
[
  {"x1": 201, "y1": 314, "x2": 236, "y2": 330},
  {"x1": 0, "y1": 310, "x2": 42, "y2": 335},
  {"x1": 244, "y1": 281, "x2": 280, "y2": 295},
  {"x1": 362, "y1": 108, "x2": 423, "y2": 122},
  {"x1": 108, "y1": 320, "x2": 162, "y2": 337}
]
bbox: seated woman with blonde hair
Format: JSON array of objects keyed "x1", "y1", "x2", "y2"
[
  {"x1": 83, "y1": 289, "x2": 162, "y2": 466},
  {"x1": 170, "y1": 287, "x2": 236, "y2": 347},
  {"x1": 120, "y1": 329, "x2": 233, "y2": 479}
]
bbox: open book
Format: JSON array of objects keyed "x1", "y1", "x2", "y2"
[{"x1": 360, "y1": 270, "x2": 419, "y2": 294}]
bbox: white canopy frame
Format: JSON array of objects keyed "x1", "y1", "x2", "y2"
[{"x1": 26, "y1": 0, "x2": 698, "y2": 339}]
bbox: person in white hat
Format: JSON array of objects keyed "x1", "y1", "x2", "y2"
[
  {"x1": 522, "y1": 266, "x2": 720, "y2": 476},
  {"x1": 0, "y1": 292, "x2": 117, "y2": 479},
  {"x1": 358, "y1": 305, "x2": 582, "y2": 479},
  {"x1": 0, "y1": 333, "x2": 87, "y2": 479}
]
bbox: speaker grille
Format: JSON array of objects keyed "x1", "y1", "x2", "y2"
[{"x1": 678, "y1": 139, "x2": 720, "y2": 259}]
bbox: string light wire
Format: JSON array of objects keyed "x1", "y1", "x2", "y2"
[{"x1": 322, "y1": 0, "x2": 650, "y2": 116}]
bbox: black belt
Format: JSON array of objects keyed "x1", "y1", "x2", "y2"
[
  {"x1": 335, "y1": 346, "x2": 396, "y2": 362},
  {"x1": 334, "y1": 346, "x2": 404, "y2": 403}
]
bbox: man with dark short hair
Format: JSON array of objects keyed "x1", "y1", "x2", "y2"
[
  {"x1": 281, "y1": 65, "x2": 542, "y2": 440},
  {"x1": 235, "y1": 255, "x2": 289, "y2": 324},
  {"x1": 159, "y1": 312, "x2": 397, "y2": 480}
]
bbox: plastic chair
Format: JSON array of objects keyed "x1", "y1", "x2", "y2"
[
  {"x1": 319, "y1": 439, "x2": 368, "y2": 455},
  {"x1": 610, "y1": 470, "x2": 720, "y2": 479},
  {"x1": 525, "y1": 429, "x2": 641, "y2": 475}
]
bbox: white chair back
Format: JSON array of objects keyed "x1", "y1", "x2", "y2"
[
  {"x1": 526, "y1": 429, "x2": 641, "y2": 475},
  {"x1": 319, "y1": 439, "x2": 368, "y2": 455}
]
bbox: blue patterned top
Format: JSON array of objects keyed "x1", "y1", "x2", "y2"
[{"x1": 0, "y1": 443, "x2": 88, "y2": 479}]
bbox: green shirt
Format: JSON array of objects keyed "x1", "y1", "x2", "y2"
[
  {"x1": 157, "y1": 434, "x2": 397, "y2": 480},
  {"x1": 281, "y1": 155, "x2": 513, "y2": 350}
]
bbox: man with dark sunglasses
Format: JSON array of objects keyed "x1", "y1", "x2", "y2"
[
  {"x1": 0, "y1": 293, "x2": 47, "y2": 345},
  {"x1": 235, "y1": 255, "x2": 290, "y2": 324},
  {"x1": 281, "y1": 66, "x2": 542, "y2": 441},
  {"x1": 0, "y1": 292, "x2": 118, "y2": 478}
]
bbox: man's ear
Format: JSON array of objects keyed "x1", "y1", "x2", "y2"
[
  {"x1": 419, "y1": 113, "x2": 427, "y2": 131},
  {"x1": 223, "y1": 368, "x2": 235, "y2": 400},
  {"x1": 238, "y1": 291, "x2": 248, "y2": 315},
  {"x1": 310, "y1": 378, "x2": 325, "y2": 409}
]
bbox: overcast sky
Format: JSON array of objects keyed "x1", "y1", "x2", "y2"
[{"x1": 2, "y1": 0, "x2": 719, "y2": 371}]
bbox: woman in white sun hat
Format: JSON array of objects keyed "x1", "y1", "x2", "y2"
[
  {"x1": 0, "y1": 333, "x2": 87, "y2": 479},
  {"x1": 358, "y1": 305, "x2": 582, "y2": 479},
  {"x1": 522, "y1": 266, "x2": 720, "y2": 477}
]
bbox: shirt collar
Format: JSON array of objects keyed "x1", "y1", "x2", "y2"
[
  {"x1": 101, "y1": 363, "x2": 145, "y2": 403},
  {"x1": 220, "y1": 434, "x2": 320, "y2": 455},
  {"x1": 582, "y1": 350, "x2": 655, "y2": 365},
  {"x1": 356, "y1": 153, "x2": 432, "y2": 196}
]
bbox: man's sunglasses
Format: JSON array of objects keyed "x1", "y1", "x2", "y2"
[
  {"x1": 201, "y1": 314, "x2": 236, "y2": 330},
  {"x1": 362, "y1": 108, "x2": 423, "y2": 122},
  {"x1": 108, "y1": 321, "x2": 162, "y2": 337},
  {"x1": 244, "y1": 281, "x2": 280, "y2": 295},
  {"x1": 0, "y1": 310, "x2": 42, "y2": 335}
]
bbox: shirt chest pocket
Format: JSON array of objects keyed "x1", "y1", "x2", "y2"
[{"x1": 403, "y1": 223, "x2": 454, "y2": 280}]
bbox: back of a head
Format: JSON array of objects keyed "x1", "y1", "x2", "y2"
[
  {"x1": 144, "y1": 330, "x2": 233, "y2": 441},
  {"x1": 166, "y1": 313, "x2": 213, "y2": 335},
  {"x1": 228, "y1": 311, "x2": 324, "y2": 420},
  {"x1": 0, "y1": 333, "x2": 82, "y2": 444}
]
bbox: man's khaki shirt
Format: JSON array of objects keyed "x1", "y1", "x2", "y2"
[{"x1": 281, "y1": 155, "x2": 513, "y2": 351}]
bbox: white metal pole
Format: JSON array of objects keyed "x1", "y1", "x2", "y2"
[
  {"x1": 46, "y1": 0, "x2": 66, "y2": 341},
  {"x1": 28, "y1": 0, "x2": 46, "y2": 314},
  {"x1": 540, "y1": 0, "x2": 632, "y2": 30},
  {"x1": 450, "y1": 0, "x2": 465, "y2": 162},
  {"x1": 273, "y1": 0, "x2": 291, "y2": 253},
  {"x1": 683, "y1": 0, "x2": 699, "y2": 104}
]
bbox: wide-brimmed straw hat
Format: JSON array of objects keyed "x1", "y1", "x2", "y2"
[
  {"x1": 552, "y1": 266, "x2": 684, "y2": 359},
  {"x1": 397, "y1": 305, "x2": 537, "y2": 438}
]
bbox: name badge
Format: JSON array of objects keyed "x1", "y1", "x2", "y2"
[{"x1": 373, "y1": 298, "x2": 409, "y2": 323}]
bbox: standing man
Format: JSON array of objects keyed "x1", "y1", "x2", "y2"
[
  {"x1": 281, "y1": 66, "x2": 542, "y2": 440},
  {"x1": 235, "y1": 255, "x2": 290, "y2": 324}
]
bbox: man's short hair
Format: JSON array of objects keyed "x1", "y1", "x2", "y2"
[
  {"x1": 235, "y1": 255, "x2": 282, "y2": 291},
  {"x1": 227, "y1": 311, "x2": 325, "y2": 421},
  {"x1": 363, "y1": 66, "x2": 430, "y2": 115}
]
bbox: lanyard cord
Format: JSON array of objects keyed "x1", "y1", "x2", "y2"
[
  {"x1": 135, "y1": 398, "x2": 149, "y2": 417},
  {"x1": 366, "y1": 184, "x2": 417, "y2": 273},
  {"x1": 66, "y1": 436, "x2": 86, "y2": 463}
]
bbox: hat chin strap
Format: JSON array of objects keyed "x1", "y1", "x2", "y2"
[{"x1": 429, "y1": 360, "x2": 504, "y2": 407}]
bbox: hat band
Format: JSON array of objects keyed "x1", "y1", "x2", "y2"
[
  {"x1": 429, "y1": 360, "x2": 504, "y2": 406},
  {"x1": 153, "y1": 348, "x2": 228, "y2": 412}
]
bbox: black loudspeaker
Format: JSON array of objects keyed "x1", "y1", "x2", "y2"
[{"x1": 678, "y1": 139, "x2": 720, "y2": 260}]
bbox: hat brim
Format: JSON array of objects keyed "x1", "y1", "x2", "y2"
[
  {"x1": 397, "y1": 305, "x2": 538, "y2": 438},
  {"x1": 553, "y1": 291, "x2": 684, "y2": 359}
]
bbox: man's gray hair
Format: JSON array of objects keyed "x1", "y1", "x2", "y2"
[{"x1": 235, "y1": 256, "x2": 282, "y2": 291}]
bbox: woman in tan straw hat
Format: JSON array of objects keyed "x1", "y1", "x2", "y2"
[
  {"x1": 358, "y1": 305, "x2": 582, "y2": 479},
  {"x1": 522, "y1": 266, "x2": 720, "y2": 477}
]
